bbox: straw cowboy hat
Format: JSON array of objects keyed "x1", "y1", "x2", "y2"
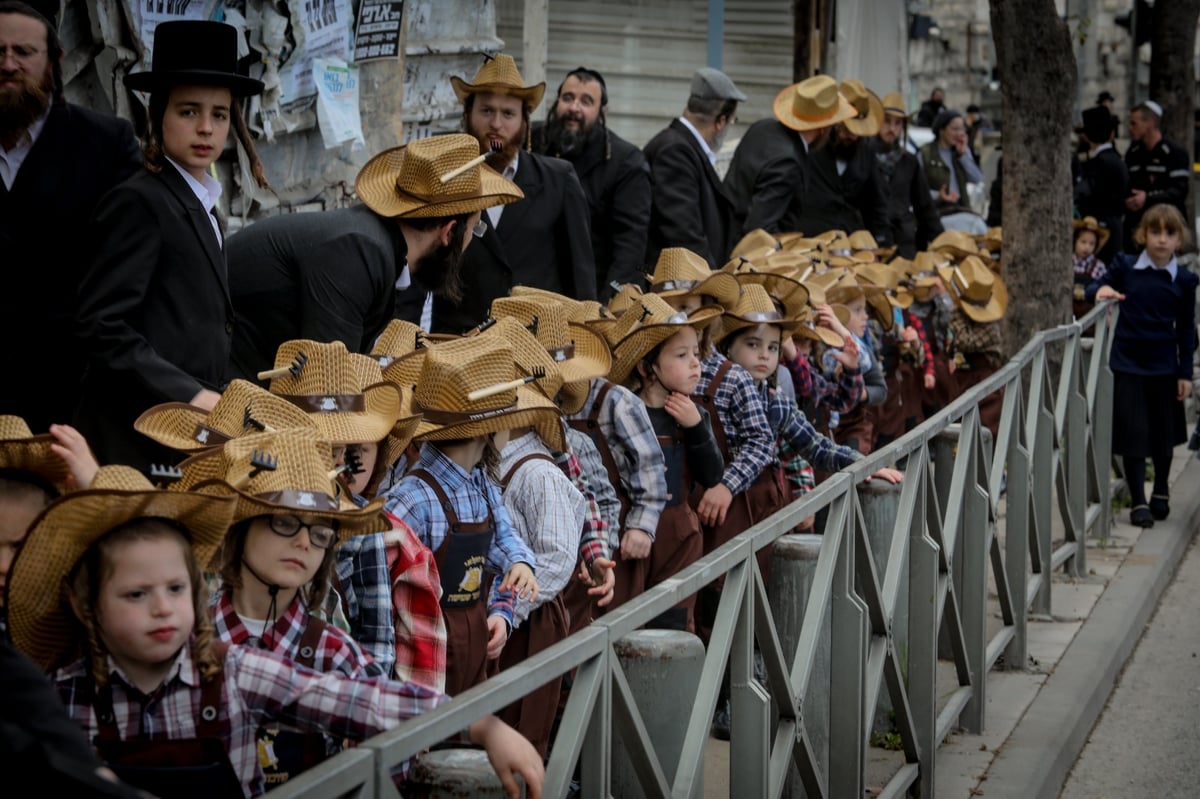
[
  {"x1": 490, "y1": 295, "x2": 612, "y2": 414},
  {"x1": 930, "y1": 230, "x2": 995, "y2": 265},
  {"x1": 134, "y1": 379, "x2": 317, "y2": 454},
  {"x1": 881, "y1": 92, "x2": 908, "y2": 119},
  {"x1": 410, "y1": 335, "x2": 566, "y2": 451},
  {"x1": 185, "y1": 428, "x2": 391, "y2": 536},
  {"x1": 474, "y1": 318, "x2": 573, "y2": 448},
  {"x1": 607, "y1": 282, "x2": 646, "y2": 317},
  {"x1": 347, "y1": 353, "x2": 422, "y2": 471},
  {"x1": 370, "y1": 319, "x2": 427, "y2": 368},
  {"x1": 450, "y1": 53, "x2": 546, "y2": 108},
  {"x1": 607, "y1": 294, "x2": 723, "y2": 385},
  {"x1": 936, "y1": 255, "x2": 1009, "y2": 323},
  {"x1": 509, "y1": 285, "x2": 615, "y2": 327},
  {"x1": 825, "y1": 268, "x2": 894, "y2": 331},
  {"x1": 0, "y1": 415, "x2": 72, "y2": 494},
  {"x1": 855, "y1": 261, "x2": 914, "y2": 310},
  {"x1": 839, "y1": 79, "x2": 884, "y2": 137},
  {"x1": 794, "y1": 306, "x2": 847, "y2": 348},
  {"x1": 7, "y1": 465, "x2": 237, "y2": 670},
  {"x1": 976, "y1": 226, "x2": 1004, "y2": 258},
  {"x1": 773, "y1": 74, "x2": 857, "y2": 133},
  {"x1": 729, "y1": 266, "x2": 811, "y2": 313},
  {"x1": 1072, "y1": 217, "x2": 1110, "y2": 252},
  {"x1": 715, "y1": 282, "x2": 805, "y2": 345},
  {"x1": 647, "y1": 247, "x2": 742, "y2": 309},
  {"x1": 264, "y1": 340, "x2": 402, "y2": 445},
  {"x1": 355, "y1": 133, "x2": 524, "y2": 219},
  {"x1": 124, "y1": 21, "x2": 264, "y2": 97},
  {"x1": 729, "y1": 228, "x2": 781, "y2": 262}
]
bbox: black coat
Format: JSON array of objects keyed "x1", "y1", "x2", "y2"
[
  {"x1": 1074, "y1": 146, "x2": 1129, "y2": 264},
  {"x1": 643, "y1": 118, "x2": 738, "y2": 271},
  {"x1": 0, "y1": 103, "x2": 141, "y2": 432},
  {"x1": 1123, "y1": 136, "x2": 1189, "y2": 253},
  {"x1": 532, "y1": 123, "x2": 651, "y2": 298},
  {"x1": 226, "y1": 205, "x2": 405, "y2": 383},
  {"x1": 791, "y1": 142, "x2": 892, "y2": 244},
  {"x1": 396, "y1": 150, "x2": 595, "y2": 334},
  {"x1": 874, "y1": 144, "x2": 943, "y2": 258},
  {"x1": 723, "y1": 118, "x2": 808, "y2": 236},
  {"x1": 75, "y1": 166, "x2": 235, "y2": 471}
]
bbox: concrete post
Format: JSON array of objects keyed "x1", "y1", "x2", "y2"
[
  {"x1": 768, "y1": 534, "x2": 828, "y2": 799},
  {"x1": 611, "y1": 630, "x2": 705, "y2": 799},
  {"x1": 407, "y1": 747, "x2": 524, "y2": 798},
  {"x1": 859, "y1": 479, "x2": 906, "y2": 734}
]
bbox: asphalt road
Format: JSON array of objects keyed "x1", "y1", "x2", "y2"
[{"x1": 1059, "y1": 533, "x2": 1200, "y2": 799}]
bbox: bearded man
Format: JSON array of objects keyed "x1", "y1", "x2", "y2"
[
  {"x1": 873, "y1": 92, "x2": 942, "y2": 258},
  {"x1": 0, "y1": 1, "x2": 141, "y2": 432},
  {"x1": 396, "y1": 53, "x2": 595, "y2": 334},
  {"x1": 532, "y1": 67, "x2": 650, "y2": 299}
]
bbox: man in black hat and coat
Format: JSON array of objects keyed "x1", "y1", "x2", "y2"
[
  {"x1": 1075, "y1": 105, "x2": 1128, "y2": 264},
  {"x1": 1123, "y1": 99, "x2": 1190, "y2": 253}
]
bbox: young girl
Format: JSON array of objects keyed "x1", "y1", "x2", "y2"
[
  {"x1": 1087, "y1": 203, "x2": 1198, "y2": 527},
  {"x1": 823, "y1": 270, "x2": 889, "y2": 454},
  {"x1": 1072, "y1": 217, "x2": 1110, "y2": 319},
  {"x1": 5, "y1": 466, "x2": 543, "y2": 799},
  {"x1": 74, "y1": 20, "x2": 269, "y2": 472}
]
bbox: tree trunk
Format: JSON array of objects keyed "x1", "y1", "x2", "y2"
[
  {"x1": 1148, "y1": 0, "x2": 1200, "y2": 219},
  {"x1": 793, "y1": 0, "x2": 812, "y2": 81},
  {"x1": 988, "y1": 0, "x2": 1078, "y2": 350}
]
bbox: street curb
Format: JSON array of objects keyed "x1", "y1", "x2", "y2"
[{"x1": 979, "y1": 455, "x2": 1200, "y2": 799}]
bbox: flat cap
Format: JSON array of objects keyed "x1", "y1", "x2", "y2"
[{"x1": 690, "y1": 67, "x2": 746, "y2": 101}]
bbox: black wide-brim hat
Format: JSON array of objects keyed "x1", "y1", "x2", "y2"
[{"x1": 125, "y1": 21, "x2": 264, "y2": 97}]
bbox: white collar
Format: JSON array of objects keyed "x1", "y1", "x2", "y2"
[
  {"x1": 1091, "y1": 142, "x2": 1113, "y2": 155},
  {"x1": 677, "y1": 116, "x2": 718, "y2": 166},
  {"x1": 165, "y1": 156, "x2": 223, "y2": 211},
  {"x1": 1133, "y1": 249, "x2": 1178, "y2": 280},
  {"x1": 3, "y1": 108, "x2": 49, "y2": 153}
]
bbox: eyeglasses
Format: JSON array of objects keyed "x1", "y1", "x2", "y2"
[
  {"x1": 0, "y1": 44, "x2": 45, "y2": 64},
  {"x1": 472, "y1": 218, "x2": 488, "y2": 238},
  {"x1": 266, "y1": 514, "x2": 338, "y2": 549}
]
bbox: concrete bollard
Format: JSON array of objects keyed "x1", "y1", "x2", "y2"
[
  {"x1": 611, "y1": 630, "x2": 705, "y2": 799},
  {"x1": 767, "y1": 534, "x2": 828, "y2": 799},
  {"x1": 858, "y1": 478, "x2": 906, "y2": 734},
  {"x1": 407, "y1": 747, "x2": 524, "y2": 798}
]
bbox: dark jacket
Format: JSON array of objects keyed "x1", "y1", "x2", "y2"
[
  {"x1": 0, "y1": 103, "x2": 141, "y2": 432},
  {"x1": 643, "y1": 118, "x2": 738, "y2": 271},
  {"x1": 396, "y1": 150, "x2": 595, "y2": 334},
  {"x1": 75, "y1": 166, "x2": 235, "y2": 471},
  {"x1": 532, "y1": 123, "x2": 651, "y2": 298},
  {"x1": 723, "y1": 118, "x2": 809, "y2": 236},
  {"x1": 792, "y1": 142, "x2": 892, "y2": 244},
  {"x1": 918, "y1": 140, "x2": 972, "y2": 216},
  {"x1": 1124, "y1": 136, "x2": 1191, "y2": 253},
  {"x1": 1074, "y1": 145, "x2": 1129, "y2": 264},
  {"x1": 226, "y1": 205, "x2": 405, "y2": 383},
  {"x1": 874, "y1": 143, "x2": 943, "y2": 258}
]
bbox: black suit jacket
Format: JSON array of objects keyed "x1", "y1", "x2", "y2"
[
  {"x1": 643, "y1": 118, "x2": 737, "y2": 271},
  {"x1": 1075, "y1": 146, "x2": 1129, "y2": 264},
  {"x1": 75, "y1": 166, "x2": 235, "y2": 470},
  {"x1": 723, "y1": 118, "x2": 809, "y2": 236},
  {"x1": 0, "y1": 103, "x2": 141, "y2": 432},
  {"x1": 396, "y1": 150, "x2": 596, "y2": 334},
  {"x1": 792, "y1": 143, "x2": 892, "y2": 243},
  {"x1": 875, "y1": 145, "x2": 943, "y2": 258}
]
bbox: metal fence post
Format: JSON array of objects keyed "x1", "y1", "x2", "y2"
[
  {"x1": 932, "y1": 429, "x2": 961, "y2": 662},
  {"x1": 858, "y1": 478, "x2": 906, "y2": 734},
  {"x1": 907, "y1": 448, "x2": 939, "y2": 799},
  {"x1": 828, "y1": 496, "x2": 867, "y2": 798},
  {"x1": 959, "y1": 413, "x2": 990, "y2": 734}
]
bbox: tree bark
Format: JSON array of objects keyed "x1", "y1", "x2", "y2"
[
  {"x1": 988, "y1": 0, "x2": 1078, "y2": 350},
  {"x1": 1148, "y1": 0, "x2": 1200, "y2": 218}
]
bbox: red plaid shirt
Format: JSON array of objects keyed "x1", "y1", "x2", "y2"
[
  {"x1": 382, "y1": 516, "x2": 447, "y2": 693},
  {"x1": 554, "y1": 444, "x2": 610, "y2": 568}
]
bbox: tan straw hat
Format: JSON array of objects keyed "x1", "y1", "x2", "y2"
[
  {"x1": 730, "y1": 267, "x2": 810, "y2": 313},
  {"x1": 370, "y1": 319, "x2": 428, "y2": 368},
  {"x1": 134, "y1": 379, "x2": 317, "y2": 454},
  {"x1": 264, "y1": 340, "x2": 402, "y2": 445},
  {"x1": 936, "y1": 255, "x2": 1009, "y2": 323},
  {"x1": 930, "y1": 229, "x2": 995, "y2": 265},
  {"x1": 855, "y1": 261, "x2": 913, "y2": 310},
  {"x1": 410, "y1": 336, "x2": 566, "y2": 451},
  {"x1": 647, "y1": 247, "x2": 741, "y2": 308},
  {"x1": 715, "y1": 282, "x2": 805, "y2": 344},
  {"x1": 794, "y1": 306, "x2": 847, "y2": 348},
  {"x1": 1072, "y1": 217, "x2": 1109, "y2": 252},
  {"x1": 450, "y1": 53, "x2": 546, "y2": 108},
  {"x1": 607, "y1": 282, "x2": 646, "y2": 317},
  {"x1": 839, "y1": 79, "x2": 884, "y2": 137},
  {"x1": 355, "y1": 133, "x2": 524, "y2": 219},
  {"x1": 773, "y1": 75, "x2": 857, "y2": 132},
  {"x1": 474, "y1": 317, "x2": 573, "y2": 447},
  {"x1": 509, "y1": 285, "x2": 615, "y2": 325},
  {"x1": 0, "y1": 415, "x2": 72, "y2": 494},
  {"x1": 728, "y1": 228, "x2": 781, "y2": 262},
  {"x1": 7, "y1": 465, "x2": 237, "y2": 670},
  {"x1": 608, "y1": 294, "x2": 723, "y2": 386},
  {"x1": 881, "y1": 92, "x2": 907, "y2": 119}
]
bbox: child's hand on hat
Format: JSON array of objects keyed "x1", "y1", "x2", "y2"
[
  {"x1": 1095, "y1": 285, "x2": 1125, "y2": 302},
  {"x1": 620, "y1": 528, "x2": 653, "y2": 560},
  {"x1": 579, "y1": 556, "x2": 616, "y2": 607},
  {"x1": 190, "y1": 388, "x2": 222, "y2": 412},
  {"x1": 500, "y1": 562, "x2": 538, "y2": 602},
  {"x1": 830, "y1": 336, "x2": 861, "y2": 371},
  {"x1": 48, "y1": 424, "x2": 99, "y2": 490},
  {"x1": 664, "y1": 392, "x2": 701, "y2": 428},
  {"x1": 697, "y1": 483, "x2": 734, "y2": 527}
]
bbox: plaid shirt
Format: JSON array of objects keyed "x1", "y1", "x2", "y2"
[
  {"x1": 696, "y1": 352, "x2": 776, "y2": 495},
  {"x1": 501, "y1": 432, "x2": 587, "y2": 626},
  {"x1": 906, "y1": 313, "x2": 935, "y2": 379},
  {"x1": 54, "y1": 644, "x2": 445, "y2": 797},
  {"x1": 381, "y1": 517, "x2": 447, "y2": 693},
  {"x1": 763, "y1": 382, "x2": 861, "y2": 474},
  {"x1": 331, "y1": 532, "x2": 395, "y2": 678},
  {"x1": 383, "y1": 442, "x2": 535, "y2": 628},
  {"x1": 211, "y1": 591, "x2": 380, "y2": 678},
  {"x1": 561, "y1": 426, "x2": 614, "y2": 563},
  {"x1": 783, "y1": 351, "x2": 864, "y2": 414},
  {"x1": 567, "y1": 379, "x2": 667, "y2": 538}
]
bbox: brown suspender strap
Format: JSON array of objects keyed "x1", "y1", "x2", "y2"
[
  {"x1": 409, "y1": 469, "x2": 461, "y2": 528},
  {"x1": 294, "y1": 617, "x2": 328, "y2": 670},
  {"x1": 500, "y1": 452, "x2": 556, "y2": 488}
]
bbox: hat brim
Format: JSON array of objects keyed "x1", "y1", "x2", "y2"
[
  {"x1": 8, "y1": 488, "x2": 236, "y2": 670},
  {"x1": 1072, "y1": 219, "x2": 1111, "y2": 251},
  {"x1": 0, "y1": 435, "x2": 71, "y2": 493},
  {"x1": 413, "y1": 386, "x2": 566, "y2": 453},
  {"x1": 190, "y1": 480, "x2": 392, "y2": 537},
  {"x1": 355, "y1": 145, "x2": 524, "y2": 219},
  {"x1": 795, "y1": 321, "x2": 846, "y2": 348},
  {"x1": 608, "y1": 307, "x2": 723, "y2": 385},
  {"x1": 288, "y1": 382, "x2": 402, "y2": 445},
  {"x1": 650, "y1": 271, "x2": 742, "y2": 309},
  {"x1": 450, "y1": 76, "x2": 546, "y2": 109},
  {"x1": 773, "y1": 85, "x2": 858, "y2": 132},
  {"x1": 843, "y1": 91, "x2": 885, "y2": 137},
  {"x1": 555, "y1": 322, "x2": 612, "y2": 386},
  {"x1": 124, "y1": 70, "x2": 264, "y2": 97},
  {"x1": 937, "y1": 264, "x2": 1008, "y2": 323}
]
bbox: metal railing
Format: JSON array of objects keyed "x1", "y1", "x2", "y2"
[{"x1": 274, "y1": 303, "x2": 1118, "y2": 799}]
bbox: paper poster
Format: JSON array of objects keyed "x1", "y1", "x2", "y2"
[
  {"x1": 278, "y1": 0, "x2": 353, "y2": 110},
  {"x1": 129, "y1": 0, "x2": 224, "y2": 75},
  {"x1": 353, "y1": 0, "x2": 404, "y2": 62},
  {"x1": 313, "y1": 58, "x2": 365, "y2": 151}
]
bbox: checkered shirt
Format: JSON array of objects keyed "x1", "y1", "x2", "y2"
[
  {"x1": 563, "y1": 426, "x2": 618, "y2": 556},
  {"x1": 695, "y1": 352, "x2": 776, "y2": 495},
  {"x1": 381, "y1": 517, "x2": 447, "y2": 692},
  {"x1": 332, "y1": 532, "x2": 395, "y2": 677}
]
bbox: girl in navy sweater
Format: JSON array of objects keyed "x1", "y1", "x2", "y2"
[{"x1": 1087, "y1": 204, "x2": 1198, "y2": 527}]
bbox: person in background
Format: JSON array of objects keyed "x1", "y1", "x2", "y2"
[
  {"x1": 1123, "y1": 99, "x2": 1190, "y2": 254},
  {"x1": 918, "y1": 108, "x2": 988, "y2": 235}
]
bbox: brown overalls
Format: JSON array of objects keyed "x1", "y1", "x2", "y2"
[{"x1": 646, "y1": 423, "x2": 705, "y2": 632}]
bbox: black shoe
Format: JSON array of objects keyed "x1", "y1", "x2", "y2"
[
  {"x1": 1130, "y1": 505, "x2": 1155, "y2": 528},
  {"x1": 712, "y1": 698, "x2": 731, "y2": 740},
  {"x1": 1150, "y1": 494, "x2": 1170, "y2": 521}
]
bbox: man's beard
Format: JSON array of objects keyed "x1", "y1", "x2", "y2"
[
  {"x1": 0, "y1": 66, "x2": 51, "y2": 144},
  {"x1": 544, "y1": 108, "x2": 599, "y2": 155},
  {"x1": 830, "y1": 134, "x2": 859, "y2": 161},
  {"x1": 471, "y1": 125, "x2": 523, "y2": 172},
  {"x1": 413, "y1": 228, "x2": 468, "y2": 303},
  {"x1": 876, "y1": 134, "x2": 899, "y2": 152}
]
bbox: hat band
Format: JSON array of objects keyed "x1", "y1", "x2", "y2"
[
  {"x1": 253, "y1": 489, "x2": 339, "y2": 512},
  {"x1": 650, "y1": 278, "x2": 701, "y2": 293},
  {"x1": 547, "y1": 343, "x2": 576, "y2": 362},
  {"x1": 392, "y1": 179, "x2": 486, "y2": 207},
  {"x1": 193, "y1": 423, "x2": 232, "y2": 446},
  {"x1": 884, "y1": 105, "x2": 906, "y2": 116},
  {"x1": 417, "y1": 399, "x2": 519, "y2": 425},
  {"x1": 737, "y1": 310, "x2": 786, "y2": 324},
  {"x1": 789, "y1": 101, "x2": 842, "y2": 123},
  {"x1": 280, "y1": 393, "x2": 367, "y2": 413},
  {"x1": 947, "y1": 280, "x2": 993, "y2": 308}
]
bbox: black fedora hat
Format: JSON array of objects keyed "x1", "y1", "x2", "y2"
[
  {"x1": 1081, "y1": 106, "x2": 1115, "y2": 144},
  {"x1": 125, "y1": 21, "x2": 263, "y2": 97}
]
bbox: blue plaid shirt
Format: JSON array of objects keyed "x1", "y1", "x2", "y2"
[
  {"x1": 383, "y1": 442, "x2": 535, "y2": 627},
  {"x1": 696, "y1": 351, "x2": 776, "y2": 495},
  {"x1": 333, "y1": 533, "x2": 396, "y2": 678},
  {"x1": 762, "y1": 382, "x2": 861, "y2": 474}
]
